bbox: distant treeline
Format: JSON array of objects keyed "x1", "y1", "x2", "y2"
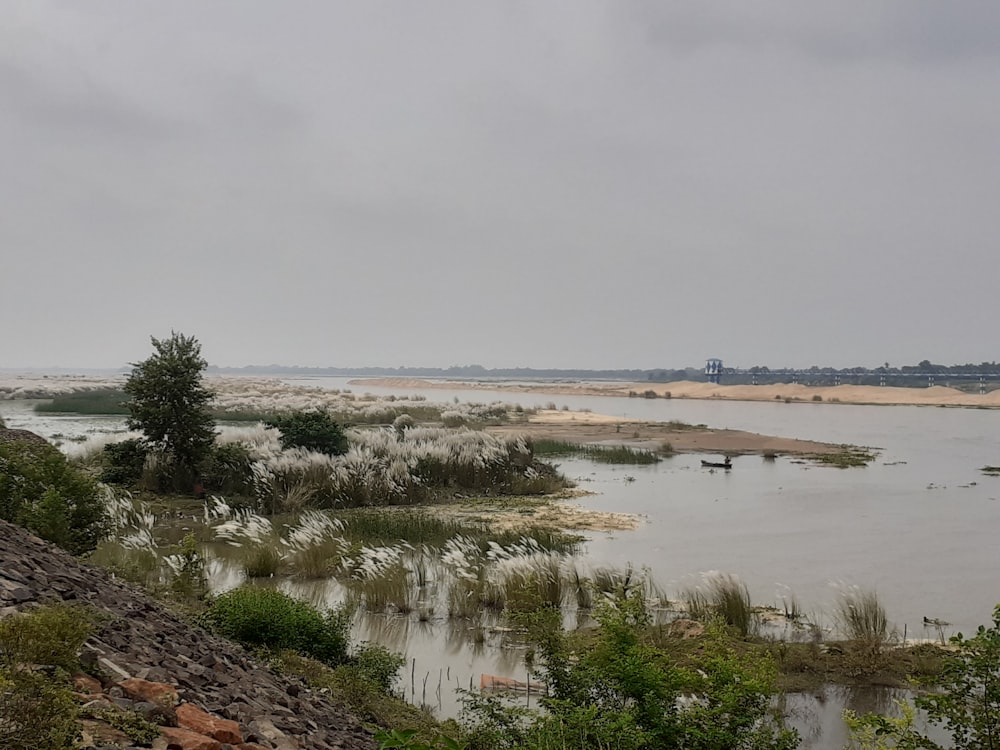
[
  {"x1": 206, "y1": 364, "x2": 705, "y2": 382},
  {"x1": 206, "y1": 361, "x2": 1000, "y2": 387}
]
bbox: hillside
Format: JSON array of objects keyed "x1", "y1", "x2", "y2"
[{"x1": 0, "y1": 518, "x2": 375, "y2": 750}]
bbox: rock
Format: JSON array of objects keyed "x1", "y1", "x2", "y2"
[
  {"x1": 160, "y1": 726, "x2": 223, "y2": 750},
  {"x1": 177, "y1": 703, "x2": 243, "y2": 745},
  {"x1": 118, "y1": 678, "x2": 180, "y2": 706},
  {"x1": 0, "y1": 519, "x2": 375, "y2": 750},
  {"x1": 135, "y1": 699, "x2": 178, "y2": 727},
  {"x1": 74, "y1": 672, "x2": 104, "y2": 694}
]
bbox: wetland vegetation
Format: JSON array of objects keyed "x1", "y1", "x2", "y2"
[{"x1": 4, "y1": 338, "x2": 997, "y2": 748}]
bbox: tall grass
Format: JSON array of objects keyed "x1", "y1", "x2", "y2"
[
  {"x1": 682, "y1": 574, "x2": 757, "y2": 636},
  {"x1": 336, "y1": 509, "x2": 579, "y2": 554},
  {"x1": 836, "y1": 587, "x2": 890, "y2": 654},
  {"x1": 35, "y1": 388, "x2": 129, "y2": 414},
  {"x1": 530, "y1": 440, "x2": 660, "y2": 465}
]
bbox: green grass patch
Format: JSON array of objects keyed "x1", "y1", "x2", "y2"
[
  {"x1": 531, "y1": 440, "x2": 660, "y2": 464},
  {"x1": 810, "y1": 446, "x2": 876, "y2": 468},
  {"x1": 335, "y1": 508, "x2": 580, "y2": 554},
  {"x1": 34, "y1": 388, "x2": 130, "y2": 414}
]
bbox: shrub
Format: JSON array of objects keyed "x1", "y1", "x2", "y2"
[
  {"x1": 202, "y1": 587, "x2": 350, "y2": 665},
  {"x1": 462, "y1": 590, "x2": 797, "y2": 750},
  {"x1": 100, "y1": 438, "x2": 149, "y2": 484},
  {"x1": 0, "y1": 604, "x2": 92, "y2": 672},
  {"x1": 202, "y1": 442, "x2": 254, "y2": 495},
  {"x1": 0, "y1": 670, "x2": 80, "y2": 750},
  {"x1": 266, "y1": 410, "x2": 348, "y2": 456},
  {"x1": 845, "y1": 603, "x2": 1000, "y2": 750},
  {"x1": 352, "y1": 642, "x2": 405, "y2": 692},
  {"x1": 0, "y1": 605, "x2": 92, "y2": 750},
  {"x1": 0, "y1": 440, "x2": 108, "y2": 555}
]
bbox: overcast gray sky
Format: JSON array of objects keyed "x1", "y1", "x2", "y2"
[{"x1": 3, "y1": 1, "x2": 998, "y2": 371}]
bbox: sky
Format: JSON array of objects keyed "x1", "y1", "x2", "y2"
[{"x1": 2, "y1": 1, "x2": 999, "y2": 371}]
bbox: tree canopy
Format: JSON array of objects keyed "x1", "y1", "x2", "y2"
[{"x1": 124, "y1": 332, "x2": 216, "y2": 479}]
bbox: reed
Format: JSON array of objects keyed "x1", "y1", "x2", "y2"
[
  {"x1": 352, "y1": 564, "x2": 413, "y2": 614},
  {"x1": 709, "y1": 575, "x2": 756, "y2": 636},
  {"x1": 836, "y1": 587, "x2": 889, "y2": 654},
  {"x1": 530, "y1": 440, "x2": 660, "y2": 465},
  {"x1": 35, "y1": 388, "x2": 130, "y2": 414},
  {"x1": 682, "y1": 575, "x2": 756, "y2": 636},
  {"x1": 568, "y1": 564, "x2": 593, "y2": 610},
  {"x1": 242, "y1": 544, "x2": 284, "y2": 578}
]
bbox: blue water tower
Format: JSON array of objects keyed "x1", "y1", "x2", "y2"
[{"x1": 705, "y1": 358, "x2": 723, "y2": 384}]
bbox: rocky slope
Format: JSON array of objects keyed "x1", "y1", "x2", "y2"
[{"x1": 0, "y1": 518, "x2": 376, "y2": 750}]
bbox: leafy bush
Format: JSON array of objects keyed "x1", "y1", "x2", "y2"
[
  {"x1": 352, "y1": 643, "x2": 405, "y2": 692},
  {"x1": 201, "y1": 442, "x2": 254, "y2": 495},
  {"x1": 0, "y1": 605, "x2": 93, "y2": 750},
  {"x1": 0, "y1": 604, "x2": 92, "y2": 672},
  {"x1": 462, "y1": 590, "x2": 797, "y2": 750},
  {"x1": 0, "y1": 670, "x2": 80, "y2": 750},
  {"x1": 201, "y1": 587, "x2": 350, "y2": 665},
  {"x1": 845, "y1": 603, "x2": 1000, "y2": 750},
  {"x1": 266, "y1": 410, "x2": 349, "y2": 456},
  {"x1": 101, "y1": 438, "x2": 149, "y2": 484},
  {"x1": 0, "y1": 440, "x2": 108, "y2": 555}
]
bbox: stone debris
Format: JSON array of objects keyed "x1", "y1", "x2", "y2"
[{"x1": 0, "y1": 519, "x2": 375, "y2": 750}]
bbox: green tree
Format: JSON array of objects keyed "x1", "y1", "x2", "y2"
[
  {"x1": 844, "y1": 604, "x2": 1000, "y2": 750},
  {"x1": 266, "y1": 409, "x2": 348, "y2": 456},
  {"x1": 0, "y1": 440, "x2": 108, "y2": 555},
  {"x1": 124, "y1": 332, "x2": 216, "y2": 485}
]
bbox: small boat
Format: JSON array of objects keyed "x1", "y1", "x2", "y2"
[{"x1": 701, "y1": 458, "x2": 732, "y2": 469}]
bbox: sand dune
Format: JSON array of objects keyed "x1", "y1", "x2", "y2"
[{"x1": 350, "y1": 378, "x2": 1000, "y2": 408}]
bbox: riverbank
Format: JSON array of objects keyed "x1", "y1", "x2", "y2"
[
  {"x1": 491, "y1": 410, "x2": 844, "y2": 457},
  {"x1": 349, "y1": 377, "x2": 1000, "y2": 408}
]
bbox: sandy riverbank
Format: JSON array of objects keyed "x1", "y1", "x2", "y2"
[
  {"x1": 489, "y1": 410, "x2": 842, "y2": 457},
  {"x1": 349, "y1": 378, "x2": 1000, "y2": 408}
]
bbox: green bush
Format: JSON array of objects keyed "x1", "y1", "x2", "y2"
[
  {"x1": 0, "y1": 605, "x2": 93, "y2": 750},
  {"x1": 202, "y1": 587, "x2": 350, "y2": 665},
  {"x1": 0, "y1": 670, "x2": 80, "y2": 750},
  {"x1": 265, "y1": 410, "x2": 348, "y2": 456},
  {"x1": 0, "y1": 604, "x2": 93, "y2": 672},
  {"x1": 462, "y1": 591, "x2": 797, "y2": 750},
  {"x1": 846, "y1": 603, "x2": 1000, "y2": 750},
  {"x1": 0, "y1": 440, "x2": 108, "y2": 555},
  {"x1": 202, "y1": 442, "x2": 254, "y2": 495},
  {"x1": 352, "y1": 642, "x2": 405, "y2": 693},
  {"x1": 101, "y1": 438, "x2": 149, "y2": 484}
]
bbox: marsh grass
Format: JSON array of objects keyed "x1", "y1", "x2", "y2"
[
  {"x1": 812, "y1": 446, "x2": 876, "y2": 468},
  {"x1": 711, "y1": 576, "x2": 756, "y2": 636},
  {"x1": 35, "y1": 388, "x2": 130, "y2": 414},
  {"x1": 568, "y1": 564, "x2": 593, "y2": 609},
  {"x1": 530, "y1": 440, "x2": 660, "y2": 464},
  {"x1": 682, "y1": 575, "x2": 757, "y2": 636},
  {"x1": 351, "y1": 564, "x2": 414, "y2": 613},
  {"x1": 336, "y1": 509, "x2": 579, "y2": 554},
  {"x1": 837, "y1": 587, "x2": 890, "y2": 655},
  {"x1": 241, "y1": 544, "x2": 284, "y2": 578}
]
